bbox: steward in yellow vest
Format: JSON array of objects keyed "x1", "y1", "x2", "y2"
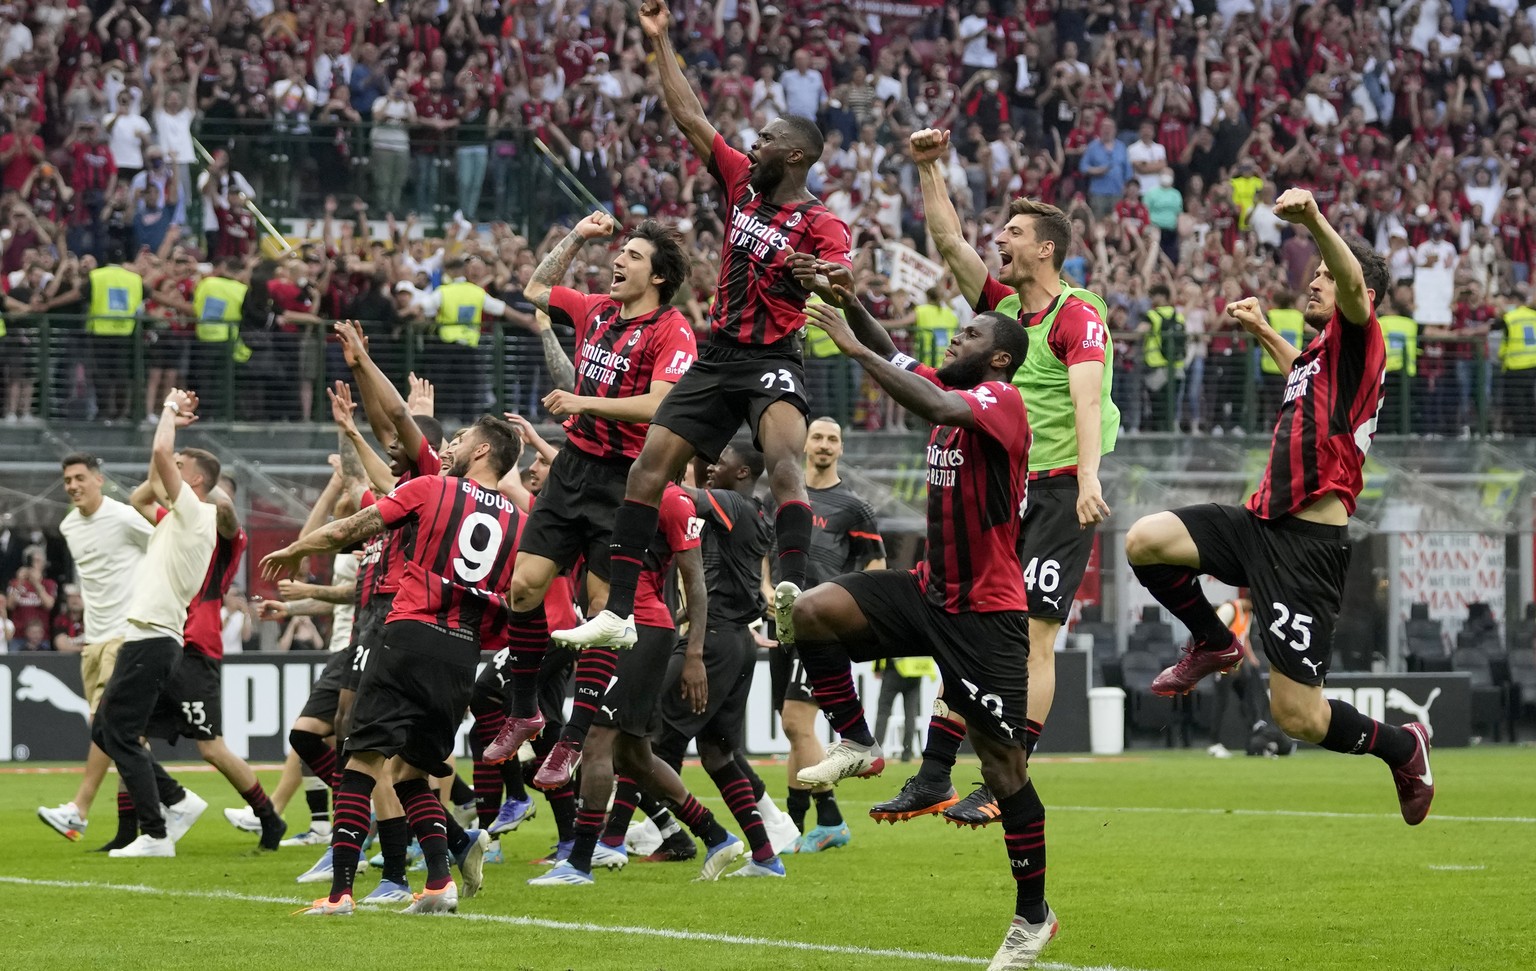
[
  {"x1": 85, "y1": 264, "x2": 144, "y2": 337},
  {"x1": 1263, "y1": 307, "x2": 1307, "y2": 376},
  {"x1": 1380, "y1": 312, "x2": 1418, "y2": 376},
  {"x1": 1499, "y1": 304, "x2": 1536, "y2": 373},
  {"x1": 912, "y1": 288, "x2": 958, "y2": 368},
  {"x1": 193, "y1": 263, "x2": 252, "y2": 362}
]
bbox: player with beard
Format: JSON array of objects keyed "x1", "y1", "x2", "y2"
[
  {"x1": 554, "y1": 0, "x2": 853, "y2": 660},
  {"x1": 263, "y1": 416, "x2": 529, "y2": 916},
  {"x1": 791, "y1": 292, "x2": 1057, "y2": 970},
  {"x1": 1127, "y1": 189, "x2": 1434, "y2": 825},
  {"x1": 875, "y1": 129, "x2": 1118, "y2": 828}
]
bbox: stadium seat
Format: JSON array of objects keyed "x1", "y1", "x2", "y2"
[
  {"x1": 1128, "y1": 606, "x2": 1176, "y2": 665},
  {"x1": 1074, "y1": 604, "x2": 1118, "y2": 687},
  {"x1": 1120, "y1": 648, "x2": 1177, "y2": 748},
  {"x1": 1404, "y1": 603, "x2": 1448, "y2": 672},
  {"x1": 1452, "y1": 646, "x2": 1509, "y2": 742}
]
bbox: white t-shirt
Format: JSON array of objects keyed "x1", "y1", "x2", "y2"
[
  {"x1": 220, "y1": 607, "x2": 247, "y2": 655},
  {"x1": 328, "y1": 552, "x2": 358, "y2": 652},
  {"x1": 58, "y1": 496, "x2": 154, "y2": 643},
  {"x1": 197, "y1": 170, "x2": 255, "y2": 232},
  {"x1": 1412, "y1": 240, "x2": 1459, "y2": 326},
  {"x1": 125, "y1": 480, "x2": 218, "y2": 644},
  {"x1": 1126, "y1": 140, "x2": 1168, "y2": 194},
  {"x1": 104, "y1": 112, "x2": 153, "y2": 170},
  {"x1": 152, "y1": 106, "x2": 197, "y2": 164},
  {"x1": 958, "y1": 15, "x2": 997, "y2": 69}
]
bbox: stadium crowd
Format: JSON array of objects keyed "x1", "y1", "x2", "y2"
[{"x1": 1, "y1": 0, "x2": 1536, "y2": 432}]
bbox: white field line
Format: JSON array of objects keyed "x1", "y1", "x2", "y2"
[
  {"x1": 730, "y1": 798, "x2": 1535, "y2": 825},
  {"x1": 0, "y1": 875, "x2": 1151, "y2": 971}
]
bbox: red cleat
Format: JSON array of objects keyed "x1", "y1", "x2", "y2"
[
  {"x1": 532, "y1": 739, "x2": 582, "y2": 791},
  {"x1": 484, "y1": 710, "x2": 545, "y2": 764},
  {"x1": 1149, "y1": 637, "x2": 1244, "y2": 696},
  {"x1": 1391, "y1": 722, "x2": 1435, "y2": 826}
]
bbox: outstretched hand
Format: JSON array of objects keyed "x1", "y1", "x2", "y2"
[
  {"x1": 327, "y1": 380, "x2": 359, "y2": 432},
  {"x1": 804, "y1": 298, "x2": 859, "y2": 354},
  {"x1": 788, "y1": 253, "x2": 856, "y2": 305},
  {"x1": 259, "y1": 546, "x2": 304, "y2": 581},
  {"x1": 406, "y1": 372, "x2": 435, "y2": 416},
  {"x1": 638, "y1": 0, "x2": 672, "y2": 41},
  {"x1": 333, "y1": 319, "x2": 371, "y2": 367}
]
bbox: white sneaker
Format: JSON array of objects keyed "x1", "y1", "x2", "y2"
[
  {"x1": 758, "y1": 794, "x2": 801, "y2": 855},
  {"x1": 552, "y1": 609, "x2": 638, "y2": 649},
  {"x1": 108, "y1": 834, "x2": 176, "y2": 858},
  {"x1": 625, "y1": 817, "x2": 664, "y2": 856},
  {"x1": 987, "y1": 909, "x2": 1060, "y2": 970},
  {"x1": 223, "y1": 807, "x2": 262, "y2": 833},
  {"x1": 451, "y1": 800, "x2": 478, "y2": 830},
  {"x1": 796, "y1": 740, "x2": 885, "y2": 788},
  {"x1": 37, "y1": 802, "x2": 87, "y2": 841},
  {"x1": 401, "y1": 882, "x2": 459, "y2": 914},
  {"x1": 280, "y1": 827, "x2": 332, "y2": 847},
  {"x1": 1207, "y1": 743, "x2": 1232, "y2": 760},
  {"x1": 162, "y1": 791, "x2": 208, "y2": 843},
  {"x1": 773, "y1": 581, "x2": 801, "y2": 644},
  {"x1": 591, "y1": 842, "x2": 628, "y2": 870}
]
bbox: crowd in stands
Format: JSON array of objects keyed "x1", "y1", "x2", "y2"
[{"x1": 1, "y1": 0, "x2": 1535, "y2": 433}]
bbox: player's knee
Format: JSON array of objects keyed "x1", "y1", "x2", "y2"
[
  {"x1": 508, "y1": 572, "x2": 541, "y2": 613},
  {"x1": 1124, "y1": 516, "x2": 1166, "y2": 564},
  {"x1": 1270, "y1": 695, "x2": 1326, "y2": 743},
  {"x1": 790, "y1": 588, "x2": 835, "y2": 641}
]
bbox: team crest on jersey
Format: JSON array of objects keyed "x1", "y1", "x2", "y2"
[
  {"x1": 785, "y1": 211, "x2": 803, "y2": 229},
  {"x1": 971, "y1": 386, "x2": 997, "y2": 409},
  {"x1": 625, "y1": 326, "x2": 645, "y2": 349}
]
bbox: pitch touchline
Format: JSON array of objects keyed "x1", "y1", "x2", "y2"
[{"x1": 0, "y1": 876, "x2": 1150, "y2": 971}]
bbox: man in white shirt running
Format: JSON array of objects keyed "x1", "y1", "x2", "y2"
[{"x1": 38, "y1": 453, "x2": 153, "y2": 849}]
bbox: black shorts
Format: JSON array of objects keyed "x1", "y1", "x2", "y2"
[
  {"x1": 347, "y1": 594, "x2": 393, "y2": 690},
  {"x1": 650, "y1": 342, "x2": 808, "y2": 462},
  {"x1": 471, "y1": 636, "x2": 575, "y2": 728},
  {"x1": 147, "y1": 331, "x2": 191, "y2": 372},
  {"x1": 770, "y1": 643, "x2": 816, "y2": 710},
  {"x1": 517, "y1": 447, "x2": 632, "y2": 580},
  {"x1": 148, "y1": 650, "x2": 222, "y2": 743},
  {"x1": 1021, "y1": 476, "x2": 1096, "y2": 620},
  {"x1": 1173, "y1": 503, "x2": 1351, "y2": 686},
  {"x1": 832, "y1": 570, "x2": 1031, "y2": 746},
  {"x1": 659, "y1": 623, "x2": 756, "y2": 750},
  {"x1": 346, "y1": 620, "x2": 478, "y2": 773},
  {"x1": 300, "y1": 646, "x2": 356, "y2": 722},
  {"x1": 593, "y1": 624, "x2": 674, "y2": 737}
]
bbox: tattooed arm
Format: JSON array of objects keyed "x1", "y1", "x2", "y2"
[
  {"x1": 259, "y1": 506, "x2": 386, "y2": 580},
  {"x1": 534, "y1": 310, "x2": 576, "y2": 393},
  {"x1": 522, "y1": 210, "x2": 618, "y2": 314}
]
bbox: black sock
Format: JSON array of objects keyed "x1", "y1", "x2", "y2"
[
  {"x1": 786, "y1": 788, "x2": 811, "y2": 832},
  {"x1": 637, "y1": 791, "x2": 677, "y2": 834},
  {"x1": 665, "y1": 792, "x2": 729, "y2": 847},
  {"x1": 101, "y1": 790, "x2": 137, "y2": 849},
  {"x1": 545, "y1": 782, "x2": 577, "y2": 842},
  {"x1": 396, "y1": 778, "x2": 453, "y2": 890},
  {"x1": 329, "y1": 769, "x2": 376, "y2": 900},
  {"x1": 377, "y1": 816, "x2": 411, "y2": 885},
  {"x1": 448, "y1": 775, "x2": 474, "y2": 807},
  {"x1": 1129, "y1": 563, "x2": 1231, "y2": 649},
  {"x1": 305, "y1": 783, "x2": 330, "y2": 827},
  {"x1": 473, "y1": 760, "x2": 502, "y2": 828},
  {"x1": 563, "y1": 647, "x2": 617, "y2": 745},
  {"x1": 733, "y1": 750, "x2": 767, "y2": 802},
  {"x1": 916, "y1": 714, "x2": 966, "y2": 785},
  {"x1": 796, "y1": 638, "x2": 875, "y2": 745},
  {"x1": 706, "y1": 760, "x2": 773, "y2": 862},
  {"x1": 998, "y1": 780, "x2": 1048, "y2": 924},
  {"x1": 603, "y1": 776, "x2": 641, "y2": 846},
  {"x1": 1024, "y1": 719, "x2": 1044, "y2": 757},
  {"x1": 812, "y1": 789, "x2": 843, "y2": 827},
  {"x1": 500, "y1": 760, "x2": 528, "y2": 801},
  {"x1": 604, "y1": 500, "x2": 660, "y2": 618},
  {"x1": 774, "y1": 500, "x2": 813, "y2": 588},
  {"x1": 507, "y1": 607, "x2": 549, "y2": 718},
  {"x1": 569, "y1": 802, "x2": 606, "y2": 873},
  {"x1": 1319, "y1": 699, "x2": 1418, "y2": 766}
]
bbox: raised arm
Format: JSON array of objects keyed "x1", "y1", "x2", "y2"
[
  {"x1": 910, "y1": 129, "x2": 988, "y2": 304},
  {"x1": 330, "y1": 381, "x2": 397, "y2": 494},
  {"x1": 150, "y1": 388, "x2": 200, "y2": 501},
  {"x1": 524, "y1": 210, "x2": 616, "y2": 313},
  {"x1": 639, "y1": 0, "x2": 720, "y2": 165},
  {"x1": 790, "y1": 256, "x2": 898, "y2": 357},
  {"x1": 259, "y1": 505, "x2": 386, "y2": 580},
  {"x1": 300, "y1": 470, "x2": 344, "y2": 539},
  {"x1": 1229, "y1": 297, "x2": 1301, "y2": 375},
  {"x1": 531, "y1": 310, "x2": 576, "y2": 393},
  {"x1": 334, "y1": 319, "x2": 424, "y2": 458},
  {"x1": 1273, "y1": 188, "x2": 1371, "y2": 325},
  {"x1": 209, "y1": 484, "x2": 241, "y2": 540}
]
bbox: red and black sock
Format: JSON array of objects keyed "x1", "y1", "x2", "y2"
[
  {"x1": 602, "y1": 775, "x2": 640, "y2": 847},
  {"x1": 396, "y1": 778, "x2": 453, "y2": 890},
  {"x1": 1024, "y1": 719, "x2": 1044, "y2": 758},
  {"x1": 329, "y1": 769, "x2": 376, "y2": 901},
  {"x1": 812, "y1": 789, "x2": 843, "y2": 828},
  {"x1": 733, "y1": 750, "x2": 767, "y2": 802},
  {"x1": 1320, "y1": 699, "x2": 1418, "y2": 766},
  {"x1": 289, "y1": 729, "x2": 339, "y2": 790},
  {"x1": 665, "y1": 792, "x2": 730, "y2": 848},
  {"x1": 377, "y1": 815, "x2": 411, "y2": 885},
  {"x1": 637, "y1": 791, "x2": 677, "y2": 835},
  {"x1": 707, "y1": 761, "x2": 773, "y2": 862},
  {"x1": 563, "y1": 647, "x2": 618, "y2": 746},
  {"x1": 774, "y1": 500, "x2": 813, "y2": 588},
  {"x1": 785, "y1": 787, "x2": 811, "y2": 832},
  {"x1": 240, "y1": 781, "x2": 277, "y2": 819},
  {"x1": 915, "y1": 715, "x2": 967, "y2": 785},
  {"x1": 544, "y1": 781, "x2": 577, "y2": 842},
  {"x1": 506, "y1": 607, "x2": 549, "y2": 718},
  {"x1": 604, "y1": 499, "x2": 660, "y2": 618},
  {"x1": 1129, "y1": 563, "x2": 1230, "y2": 650},
  {"x1": 998, "y1": 780, "x2": 1048, "y2": 924},
  {"x1": 472, "y1": 760, "x2": 503, "y2": 828},
  {"x1": 796, "y1": 639, "x2": 875, "y2": 745},
  {"x1": 568, "y1": 802, "x2": 607, "y2": 873},
  {"x1": 448, "y1": 775, "x2": 475, "y2": 809}
]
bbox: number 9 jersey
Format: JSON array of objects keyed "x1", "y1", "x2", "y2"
[{"x1": 374, "y1": 475, "x2": 525, "y2": 643}]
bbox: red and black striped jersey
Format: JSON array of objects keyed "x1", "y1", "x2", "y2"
[
  {"x1": 184, "y1": 528, "x2": 248, "y2": 660},
  {"x1": 899, "y1": 360, "x2": 1032, "y2": 613},
  {"x1": 635, "y1": 482, "x2": 703, "y2": 630},
  {"x1": 375, "y1": 475, "x2": 523, "y2": 641},
  {"x1": 545, "y1": 286, "x2": 697, "y2": 461},
  {"x1": 1246, "y1": 307, "x2": 1386, "y2": 519},
  {"x1": 359, "y1": 436, "x2": 442, "y2": 602},
  {"x1": 707, "y1": 132, "x2": 852, "y2": 347}
]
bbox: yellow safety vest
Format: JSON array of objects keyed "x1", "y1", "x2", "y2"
[
  {"x1": 86, "y1": 265, "x2": 144, "y2": 337},
  {"x1": 1142, "y1": 305, "x2": 1184, "y2": 369},
  {"x1": 913, "y1": 303, "x2": 958, "y2": 367},
  {"x1": 802, "y1": 294, "x2": 842, "y2": 359},
  {"x1": 193, "y1": 276, "x2": 252, "y2": 362},
  {"x1": 893, "y1": 656, "x2": 938, "y2": 680},
  {"x1": 1263, "y1": 309, "x2": 1306, "y2": 375},
  {"x1": 1379, "y1": 314, "x2": 1418, "y2": 376},
  {"x1": 1500, "y1": 306, "x2": 1536, "y2": 372},
  {"x1": 437, "y1": 280, "x2": 487, "y2": 346}
]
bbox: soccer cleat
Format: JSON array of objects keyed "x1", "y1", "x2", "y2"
[
  {"x1": 943, "y1": 784, "x2": 1002, "y2": 829},
  {"x1": 223, "y1": 807, "x2": 262, "y2": 833},
  {"x1": 108, "y1": 833, "x2": 175, "y2": 858},
  {"x1": 451, "y1": 800, "x2": 478, "y2": 830},
  {"x1": 370, "y1": 840, "x2": 422, "y2": 870},
  {"x1": 758, "y1": 794, "x2": 801, "y2": 854},
  {"x1": 401, "y1": 882, "x2": 459, "y2": 914},
  {"x1": 625, "y1": 818, "x2": 664, "y2": 856},
  {"x1": 484, "y1": 711, "x2": 546, "y2": 764},
  {"x1": 530, "y1": 840, "x2": 574, "y2": 866},
  {"x1": 484, "y1": 839, "x2": 504, "y2": 865},
  {"x1": 642, "y1": 830, "x2": 698, "y2": 863},
  {"x1": 280, "y1": 828, "x2": 331, "y2": 847},
  {"x1": 591, "y1": 842, "x2": 628, "y2": 870},
  {"x1": 726, "y1": 855, "x2": 786, "y2": 878},
  {"x1": 697, "y1": 834, "x2": 746, "y2": 881},
  {"x1": 37, "y1": 802, "x2": 87, "y2": 842},
  {"x1": 258, "y1": 814, "x2": 288, "y2": 852},
  {"x1": 773, "y1": 581, "x2": 801, "y2": 644},
  {"x1": 161, "y1": 790, "x2": 208, "y2": 843},
  {"x1": 1392, "y1": 722, "x2": 1435, "y2": 826},
  {"x1": 297, "y1": 894, "x2": 355, "y2": 916},
  {"x1": 987, "y1": 908, "x2": 1060, "y2": 970},
  {"x1": 527, "y1": 861, "x2": 594, "y2": 886},
  {"x1": 296, "y1": 847, "x2": 334, "y2": 883},
  {"x1": 358, "y1": 880, "x2": 413, "y2": 906},
  {"x1": 455, "y1": 829, "x2": 490, "y2": 898},
  {"x1": 533, "y1": 739, "x2": 583, "y2": 791},
  {"x1": 1149, "y1": 637, "x2": 1244, "y2": 696},
  {"x1": 488, "y1": 795, "x2": 536, "y2": 835},
  {"x1": 788, "y1": 823, "x2": 851, "y2": 854},
  {"x1": 552, "y1": 609, "x2": 638, "y2": 650},
  {"x1": 870, "y1": 775, "x2": 961, "y2": 823},
  {"x1": 796, "y1": 740, "x2": 885, "y2": 787},
  {"x1": 1207, "y1": 743, "x2": 1233, "y2": 759}
]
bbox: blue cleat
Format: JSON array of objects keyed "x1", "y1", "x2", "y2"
[
  {"x1": 484, "y1": 839, "x2": 504, "y2": 864},
  {"x1": 530, "y1": 840, "x2": 573, "y2": 866},
  {"x1": 697, "y1": 833, "x2": 745, "y2": 881},
  {"x1": 528, "y1": 861, "x2": 594, "y2": 886},
  {"x1": 358, "y1": 879, "x2": 413, "y2": 906},
  {"x1": 591, "y1": 842, "x2": 628, "y2": 871},
  {"x1": 726, "y1": 855, "x2": 786, "y2": 878},
  {"x1": 790, "y1": 823, "x2": 852, "y2": 854},
  {"x1": 296, "y1": 846, "x2": 334, "y2": 884},
  {"x1": 488, "y1": 796, "x2": 536, "y2": 836}
]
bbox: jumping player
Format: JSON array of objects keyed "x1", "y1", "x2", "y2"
[{"x1": 1125, "y1": 188, "x2": 1434, "y2": 825}]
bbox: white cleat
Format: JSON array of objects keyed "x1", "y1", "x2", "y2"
[
  {"x1": 552, "y1": 609, "x2": 638, "y2": 649},
  {"x1": 528, "y1": 861, "x2": 594, "y2": 886},
  {"x1": 401, "y1": 882, "x2": 459, "y2": 914},
  {"x1": 162, "y1": 790, "x2": 208, "y2": 843},
  {"x1": 108, "y1": 834, "x2": 176, "y2": 858},
  {"x1": 280, "y1": 828, "x2": 332, "y2": 847},
  {"x1": 987, "y1": 909, "x2": 1060, "y2": 970},
  {"x1": 725, "y1": 856, "x2": 786, "y2": 878},
  {"x1": 796, "y1": 740, "x2": 886, "y2": 788},
  {"x1": 1207, "y1": 743, "x2": 1232, "y2": 760},
  {"x1": 298, "y1": 894, "x2": 354, "y2": 916},
  {"x1": 457, "y1": 829, "x2": 490, "y2": 898},
  {"x1": 773, "y1": 581, "x2": 801, "y2": 644},
  {"x1": 37, "y1": 802, "x2": 87, "y2": 842},
  {"x1": 625, "y1": 817, "x2": 664, "y2": 856},
  {"x1": 591, "y1": 842, "x2": 628, "y2": 870},
  {"x1": 757, "y1": 794, "x2": 801, "y2": 855},
  {"x1": 697, "y1": 834, "x2": 745, "y2": 882},
  {"x1": 223, "y1": 807, "x2": 262, "y2": 833}
]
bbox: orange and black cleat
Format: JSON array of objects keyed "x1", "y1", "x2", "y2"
[
  {"x1": 942, "y1": 783, "x2": 1001, "y2": 829},
  {"x1": 869, "y1": 776, "x2": 961, "y2": 824}
]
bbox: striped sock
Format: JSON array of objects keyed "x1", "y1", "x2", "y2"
[
  {"x1": 568, "y1": 803, "x2": 607, "y2": 873},
  {"x1": 797, "y1": 639, "x2": 874, "y2": 745},
  {"x1": 506, "y1": 606, "x2": 548, "y2": 718},
  {"x1": 999, "y1": 781, "x2": 1048, "y2": 924},
  {"x1": 708, "y1": 761, "x2": 772, "y2": 862},
  {"x1": 601, "y1": 776, "x2": 640, "y2": 847},
  {"x1": 329, "y1": 770, "x2": 376, "y2": 901},
  {"x1": 774, "y1": 500, "x2": 813, "y2": 588},
  {"x1": 564, "y1": 647, "x2": 618, "y2": 745},
  {"x1": 397, "y1": 778, "x2": 453, "y2": 890},
  {"x1": 916, "y1": 715, "x2": 967, "y2": 785},
  {"x1": 288, "y1": 729, "x2": 339, "y2": 790},
  {"x1": 667, "y1": 793, "x2": 729, "y2": 847},
  {"x1": 1025, "y1": 719, "x2": 1044, "y2": 757},
  {"x1": 240, "y1": 782, "x2": 276, "y2": 819}
]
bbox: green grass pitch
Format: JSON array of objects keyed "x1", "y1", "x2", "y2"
[{"x1": 3, "y1": 749, "x2": 1533, "y2": 971}]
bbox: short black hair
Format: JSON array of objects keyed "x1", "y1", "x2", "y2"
[
  {"x1": 471, "y1": 415, "x2": 523, "y2": 478},
  {"x1": 724, "y1": 439, "x2": 766, "y2": 482},
  {"x1": 413, "y1": 415, "x2": 445, "y2": 450},
  {"x1": 60, "y1": 452, "x2": 101, "y2": 472},
  {"x1": 1345, "y1": 235, "x2": 1390, "y2": 309},
  {"x1": 1148, "y1": 283, "x2": 1171, "y2": 302},
  {"x1": 780, "y1": 115, "x2": 825, "y2": 165},
  {"x1": 444, "y1": 256, "x2": 467, "y2": 275},
  {"x1": 178, "y1": 447, "x2": 222, "y2": 487},
  {"x1": 625, "y1": 219, "x2": 690, "y2": 304},
  {"x1": 981, "y1": 311, "x2": 1029, "y2": 381}
]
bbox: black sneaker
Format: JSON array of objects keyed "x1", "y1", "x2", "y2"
[
  {"x1": 258, "y1": 813, "x2": 288, "y2": 852},
  {"x1": 640, "y1": 830, "x2": 698, "y2": 863},
  {"x1": 941, "y1": 783, "x2": 1000, "y2": 829},
  {"x1": 869, "y1": 775, "x2": 959, "y2": 824}
]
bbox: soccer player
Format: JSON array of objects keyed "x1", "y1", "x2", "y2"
[
  {"x1": 263, "y1": 416, "x2": 528, "y2": 916},
  {"x1": 875, "y1": 128, "x2": 1118, "y2": 828},
  {"x1": 91, "y1": 389, "x2": 221, "y2": 859},
  {"x1": 1126, "y1": 189, "x2": 1434, "y2": 825},
  {"x1": 39, "y1": 453, "x2": 153, "y2": 849},
  {"x1": 554, "y1": 0, "x2": 853, "y2": 654},
  {"x1": 495, "y1": 213, "x2": 697, "y2": 760},
  {"x1": 791, "y1": 294, "x2": 1056, "y2": 969},
  {"x1": 772, "y1": 417, "x2": 885, "y2": 852}
]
